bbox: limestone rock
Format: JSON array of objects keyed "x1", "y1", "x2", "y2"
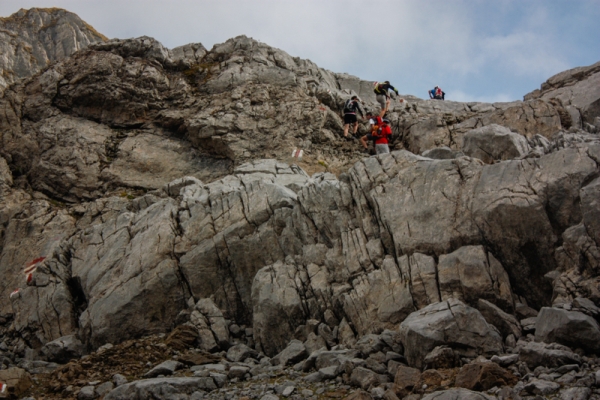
[
  {"x1": 525, "y1": 61, "x2": 600, "y2": 128},
  {"x1": 398, "y1": 299, "x2": 503, "y2": 369},
  {"x1": 104, "y1": 377, "x2": 217, "y2": 399},
  {"x1": 40, "y1": 335, "x2": 85, "y2": 363},
  {"x1": 454, "y1": 362, "x2": 518, "y2": 391},
  {"x1": 438, "y1": 246, "x2": 514, "y2": 311},
  {"x1": 421, "y1": 146, "x2": 463, "y2": 160},
  {"x1": 0, "y1": 8, "x2": 107, "y2": 92},
  {"x1": 477, "y1": 299, "x2": 521, "y2": 339},
  {"x1": 0, "y1": 368, "x2": 33, "y2": 398},
  {"x1": 143, "y1": 360, "x2": 183, "y2": 378},
  {"x1": 421, "y1": 388, "x2": 496, "y2": 400},
  {"x1": 462, "y1": 124, "x2": 531, "y2": 163},
  {"x1": 518, "y1": 341, "x2": 581, "y2": 369},
  {"x1": 272, "y1": 340, "x2": 308, "y2": 366},
  {"x1": 535, "y1": 307, "x2": 600, "y2": 353}
]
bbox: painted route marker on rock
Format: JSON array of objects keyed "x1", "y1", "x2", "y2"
[
  {"x1": 291, "y1": 148, "x2": 303, "y2": 160},
  {"x1": 24, "y1": 256, "x2": 45, "y2": 284}
]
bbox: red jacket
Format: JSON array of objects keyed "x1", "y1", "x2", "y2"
[{"x1": 374, "y1": 124, "x2": 391, "y2": 144}]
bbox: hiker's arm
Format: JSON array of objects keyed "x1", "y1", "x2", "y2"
[{"x1": 357, "y1": 103, "x2": 364, "y2": 118}]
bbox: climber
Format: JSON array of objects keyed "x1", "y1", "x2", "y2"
[
  {"x1": 360, "y1": 117, "x2": 392, "y2": 155},
  {"x1": 360, "y1": 104, "x2": 389, "y2": 154},
  {"x1": 429, "y1": 86, "x2": 445, "y2": 100},
  {"x1": 342, "y1": 95, "x2": 364, "y2": 140},
  {"x1": 373, "y1": 81, "x2": 399, "y2": 110}
]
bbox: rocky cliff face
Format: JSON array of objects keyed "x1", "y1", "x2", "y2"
[
  {"x1": 1, "y1": 9, "x2": 600, "y2": 399},
  {"x1": 0, "y1": 7, "x2": 107, "y2": 92}
]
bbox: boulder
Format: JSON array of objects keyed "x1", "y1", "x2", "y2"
[
  {"x1": 393, "y1": 365, "x2": 421, "y2": 394},
  {"x1": 226, "y1": 344, "x2": 258, "y2": 363},
  {"x1": 195, "y1": 298, "x2": 230, "y2": 349},
  {"x1": 535, "y1": 307, "x2": 600, "y2": 352},
  {"x1": 454, "y1": 362, "x2": 518, "y2": 391},
  {"x1": 477, "y1": 299, "x2": 521, "y2": 339},
  {"x1": 40, "y1": 335, "x2": 85, "y2": 363},
  {"x1": 143, "y1": 360, "x2": 183, "y2": 378},
  {"x1": 423, "y1": 346, "x2": 460, "y2": 369},
  {"x1": 438, "y1": 246, "x2": 514, "y2": 311},
  {"x1": 518, "y1": 341, "x2": 581, "y2": 369},
  {"x1": 350, "y1": 367, "x2": 389, "y2": 390},
  {"x1": 398, "y1": 299, "x2": 503, "y2": 368},
  {"x1": 462, "y1": 124, "x2": 531, "y2": 163},
  {"x1": 104, "y1": 377, "x2": 217, "y2": 399},
  {"x1": 421, "y1": 146, "x2": 462, "y2": 160},
  {"x1": 272, "y1": 340, "x2": 308, "y2": 366},
  {"x1": 0, "y1": 368, "x2": 33, "y2": 398},
  {"x1": 421, "y1": 388, "x2": 496, "y2": 400},
  {"x1": 522, "y1": 379, "x2": 561, "y2": 396}
]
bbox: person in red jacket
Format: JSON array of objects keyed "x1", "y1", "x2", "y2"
[
  {"x1": 360, "y1": 107, "x2": 391, "y2": 155},
  {"x1": 372, "y1": 118, "x2": 392, "y2": 154}
]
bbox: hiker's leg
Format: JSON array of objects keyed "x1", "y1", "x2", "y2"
[
  {"x1": 352, "y1": 121, "x2": 359, "y2": 134},
  {"x1": 343, "y1": 123, "x2": 349, "y2": 137},
  {"x1": 376, "y1": 94, "x2": 386, "y2": 110},
  {"x1": 360, "y1": 136, "x2": 368, "y2": 149}
]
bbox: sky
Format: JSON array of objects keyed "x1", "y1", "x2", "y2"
[{"x1": 1, "y1": 0, "x2": 599, "y2": 102}]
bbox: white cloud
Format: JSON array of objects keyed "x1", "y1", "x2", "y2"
[
  {"x1": 1, "y1": 0, "x2": 598, "y2": 102},
  {"x1": 450, "y1": 90, "x2": 514, "y2": 104}
]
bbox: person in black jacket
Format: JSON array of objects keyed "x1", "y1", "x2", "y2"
[
  {"x1": 374, "y1": 81, "x2": 399, "y2": 110},
  {"x1": 342, "y1": 96, "x2": 364, "y2": 140}
]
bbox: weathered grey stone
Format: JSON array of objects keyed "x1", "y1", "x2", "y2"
[
  {"x1": 226, "y1": 344, "x2": 258, "y2": 362},
  {"x1": 350, "y1": 367, "x2": 389, "y2": 390},
  {"x1": 523, "y1": 378, "x2": 561, "y2": 395},
  {"x1": 399, "y1": 299, "x2": 503, "y2": 368},
  {"x1": 227, "y1": 365, "x2": 249, "y2": 380},
  {"x1": 355, "y1": 334, "x2": 384, "y2": 357},
  {"x1": 421, "y1": 388, "x2": 496, "y2": 400},
  {"x1": 195, "y1": 298, "x2": 230, "y2": 349},
  {"x1": 422, "y1": 146, "x2": 464, "y2": 160},
  {"x1": 0, "y1": 8, "x2": 106, "y2": 92},
  {"x1": 379, "y1": 330, "x2": 403, "y2": 355},
  {"x1": 490, "y1": 354, "x2": 519, "y2": 367},
  {"x1": 525, "y1": 61, "x2": 600, "y2": 127},
  {"x1": 462, "y1": 124, "x2": 531, "y2": 163},
  {"x1": 143, "y1": 360, "x2": 183, "y2": 378},
  {"x1": 423, "y1": 346, "x2": 460, "y2": 369},
  {"x1": 438, "y1": 246, "x2": 514, "y2": 311},
  {"x1": 535, "y1": 307, "x2": 600, "y2": 352},
  {"x1": 112, "y1": 374, "x2": 128, "y2": 387},
  {"x1": 41, "y1": 335, "x2": 85, "y2": 363},
  {"x1": 477, "y1": 299, "x2": 521, "y2": 339},
  {"x1": 104, "y1": 377, "x2": 217, "y2": 399},
  {"x1": 318, "y1": 365, "x2": 339, "y2": 379},
  {"x1": 272, "y1": 339, "x2": 307, "y2": 366},
  {"x1": 304, "y1": 333, "x2": 327, "y2": 356},
  {"x1": 518, "y1": 341, "x2": 581, "y2": 369},
  {"x1": 95, "y1": 381, "x2": 114, "y2": 397},
  {"x1": 559, "y1": 387, "x2": 592, "y2": 400},
  {"x1": 78, "y1": 385, "x2": 96, "y2": 400}
]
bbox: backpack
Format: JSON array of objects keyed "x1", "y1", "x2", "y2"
[{"x1": 343, "y1": 99, "x2": 355, "y2": 113}]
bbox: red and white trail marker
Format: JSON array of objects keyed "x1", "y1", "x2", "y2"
[
  {"x1": 291, "y1": 148, "x2": 303, "y2": 160},
  {"x1": 24, "y1": 256, "x2": 46, "y2": 284}
]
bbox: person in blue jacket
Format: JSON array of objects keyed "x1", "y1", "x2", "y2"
[{"x1": 429, "y1": 86, "x2": 445, "y2": 100}]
